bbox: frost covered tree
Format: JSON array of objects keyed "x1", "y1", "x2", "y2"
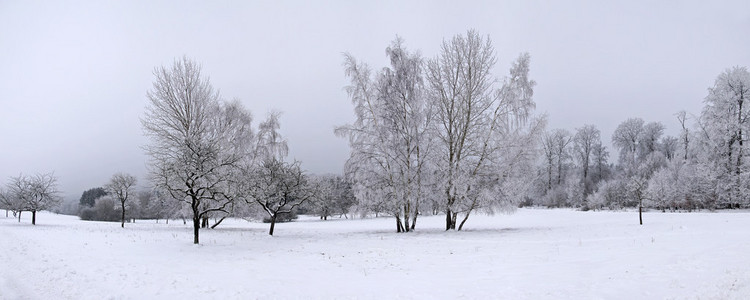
[
  {"x1": 573, "y1": 125, "x2": 600, "y2": 201},
  {"x1": 244, "y1": 159, "x2": 316, "y2": 235},
  {"x1": 627, "y1": 176, "x2": 648, "y2": 225},
  {"x1": 234, "y1": 111, "x2": 319, "y2": 235},
  {"x1": 311, "y1": 174, "x2": 356, "y2": 220},
  {"x1": 337, "y1": 37, "x2": 433, "y2": 232},
  {"x1": 426, "y1": 30, "x2": 543, "y2": 230},
  {"x1": 676, "y1": 110, "x2": 691, "y2": 161},
  {"x1": 105, "y1": 173, "x2": 137, "y2": 228},
  {"x1": 592, "y1": 142, "x2": 610, "y2": 184},
  {"x1": 5, "y1": 173, "x2": 61, "y2": 225},
  {"x1": 142, "y1": 57, "x2": 255, "y2": 244},
  {"x1": 541, "y1": 129, "x2": 572, "y2": 191},
  {"x1": 612, "y1": 118, "x2": 644, "y2": 175},
  {"x1": 0, "y1": 187, "x2": 22, "y2": 218},
  {"x1": 538, "y1": 129, "x2": 573, "y2": 207},
  {"x1": 698, "y1": 66, "x2": 750, "y2": 208}
]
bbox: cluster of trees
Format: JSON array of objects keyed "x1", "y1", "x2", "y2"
[
  {"x1": 4, "y1": 30, "x2": 744, "y2": 239},
  {"x1": 77, "y1": 173, "x2": 138, "y2": 228},
  {"x1": 529, "y1": 66, "x2": 750, "y2": 224},
  {"x1": 140, "y1": 57, "x2": 360, "y2": 243},
  {"x1": 0, "y1": 173, "x2": 61, "y2": 225},
  {"x1": 337, "y1": 30, "x2": 544, "y2": 232}
]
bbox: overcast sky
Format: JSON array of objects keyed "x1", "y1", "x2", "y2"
[{"x1": 1, "y1": 1, "x2": 748, "y2": 199}]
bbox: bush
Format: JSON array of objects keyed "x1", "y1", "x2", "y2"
[
  {"x1": 78, "y1": 197, "x2": 120, "y2": 222},
  {"x1": 262, "y1": 211, "x2": 298, "y2": 223}
]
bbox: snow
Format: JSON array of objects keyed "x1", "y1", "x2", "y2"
[{"x1": 1, "y1": 209, "x2": 749, "y2": 299}]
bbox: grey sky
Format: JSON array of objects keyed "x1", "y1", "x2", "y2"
[{"x1": 1, "y1": 1, "x2": 748, "y2": 199}]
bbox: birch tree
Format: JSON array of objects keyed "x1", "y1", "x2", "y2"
[
  {"x1": 142, "y1": 57, "x2": 255, "y2": 244},
  {"x1": 426, "y1": 30, "x2": 542, "y2": 230},
  {"x1": 337, "y1": 37, "x2": 432, "y2": 232}
]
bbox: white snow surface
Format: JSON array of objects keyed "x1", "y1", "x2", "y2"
[{"x1": 1, "y1": 209, "x2": 749, "y2": 299}]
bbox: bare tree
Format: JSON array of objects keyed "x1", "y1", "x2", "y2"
[
  {"x1": 592, "y1": 142, "x2": 609, "y2": 183},
  {"x1": 550, "y1": 129, "x2": 572, "y2": 186},
  {"x1": 105, "y1": 173, "x2": 137, "y2": 228},
  {"x1": 244, "y1": 159, "x2": 316, "y2": 235},
  {"x1": 660, "y1": 136, "x2": 679, "y2": 161},
  {"x1": 573, "y1": 125, "x2": 601, "y2": 200},
  {"x1": 5, "y1": 173, "x2": 61, "y2": 225},
  {"x1": 426, "y1": 30, "x2": 542, "y2": 230},
  {"x1": 612, "y1": 118, "x2": 645, "y2": 175},
  {"x1": 676, "y1": 110, "x2": 690, "y2": 160},
  {"x1": 627, "y1": 176, "x2": 648, "y2": 225},
  {"x1": 142, "y1": 57, "x2": 255, "y2": 244}
]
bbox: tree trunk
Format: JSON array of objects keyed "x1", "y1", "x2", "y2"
[
  {"x1": 639, "y1": 204, "x2": 643, "y2": 225},
  {"x1": 410, "y1": 212, "x2": 417, "y2": 231},
  {"x1": 269, "y1": 214, "x2": 277, "y2": 236},
  {"x1": 403, "y1": 210, "x2": 411, "y2": 233},
  {"x1": 445, "y1": 209, "x2": 452, "y2": 230},
  {"x1": 32, "y1": 210, "x2": 36, "y2": 225},
  {"x1": 458, "y1": 211, "x2": 471, "y2": 231},
  {"x1": 121, "y1": 201, "x2": 126, "y2": 228},
  {"x1": 192, "y1": 217, "x2": 200, "y2": 244},
  {"x1": 18, "y1": 211, "x2": 22, "y2": 222},
  {"x1": 210, "y1": 216, "x2": 226, "y2": 229}
]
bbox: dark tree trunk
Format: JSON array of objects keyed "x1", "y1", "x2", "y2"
[
  {"x1": 639, "y1": 204, "x2": 643, "y2": 225},
  {"x1": 269, "y1": 214, "x2": 277, "y2": 236},
  {"x1": 18, "y1": 211, "x2": 21, "y2": 222},
  {"x1": 192, "y1": 217, "x2": 200, "y2": 244},
  {"x1": 458, "y1": 211, "x2": 471, "y2": 231},
  {"x1": 32, "y1": 210, "x2": 36, "y2": 225},
  {"x1": 403, "y1": 213, "x2": 410, "y2": 233},
  {"x1": 445, "y1": 209, "x2": 452, "y2": 230},
  {"x1": 395, "y1": 216, "x2": 405, "y2": 233},
  {"x1": 121, "y1": 201, "x2": 126, "y2": 228},
  {"x1": 210, "y1": 216, "x2": 226, "y2": 229},
  {"x1": 201, "y1": 217, "x2": 209, "y2": 228}
]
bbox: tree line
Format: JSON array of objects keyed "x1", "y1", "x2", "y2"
[
  {"x1": 530, "y1": 67, "x2": 749, "y2": 224},
  {"x1": 2, "y1": 29, "x2": 746, "y2": 242}
]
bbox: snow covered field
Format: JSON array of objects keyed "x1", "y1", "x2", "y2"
[{"x1": 1, "y1": 209, "x2": 749, "y2": 299}]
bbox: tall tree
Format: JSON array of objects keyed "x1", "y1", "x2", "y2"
[
  {"x1": 573, "y1": 125, "x2": 601, "y2": 201},
  {"x1": 591, "y1": 142, "x2": 609, "y2": 183},
  {"x1": 105, "y1": 173, "x2": 137, "y2": 228},
  {"x1": 612, "y1": 118, "x2": 645, "y2": 175},
  {"x1": 337, "y1": 38, "x2": 432, "y2": 232},
  {"x1": 426, "y1": 30, "x2": 542, "y2": 230},
  {"x1": 699, "y1": 66, "x2": 750, "y2": 207},
  {"x1": 676, "y1": 110, "x2": 690, "y2": 160},
  {"x1": 142, "y1": 57, "x2": 255, "y2": 244}
]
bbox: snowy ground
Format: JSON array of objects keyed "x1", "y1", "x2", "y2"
[{"x1": 1, "y1": 209, "x2": 749, "y2": 299}]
